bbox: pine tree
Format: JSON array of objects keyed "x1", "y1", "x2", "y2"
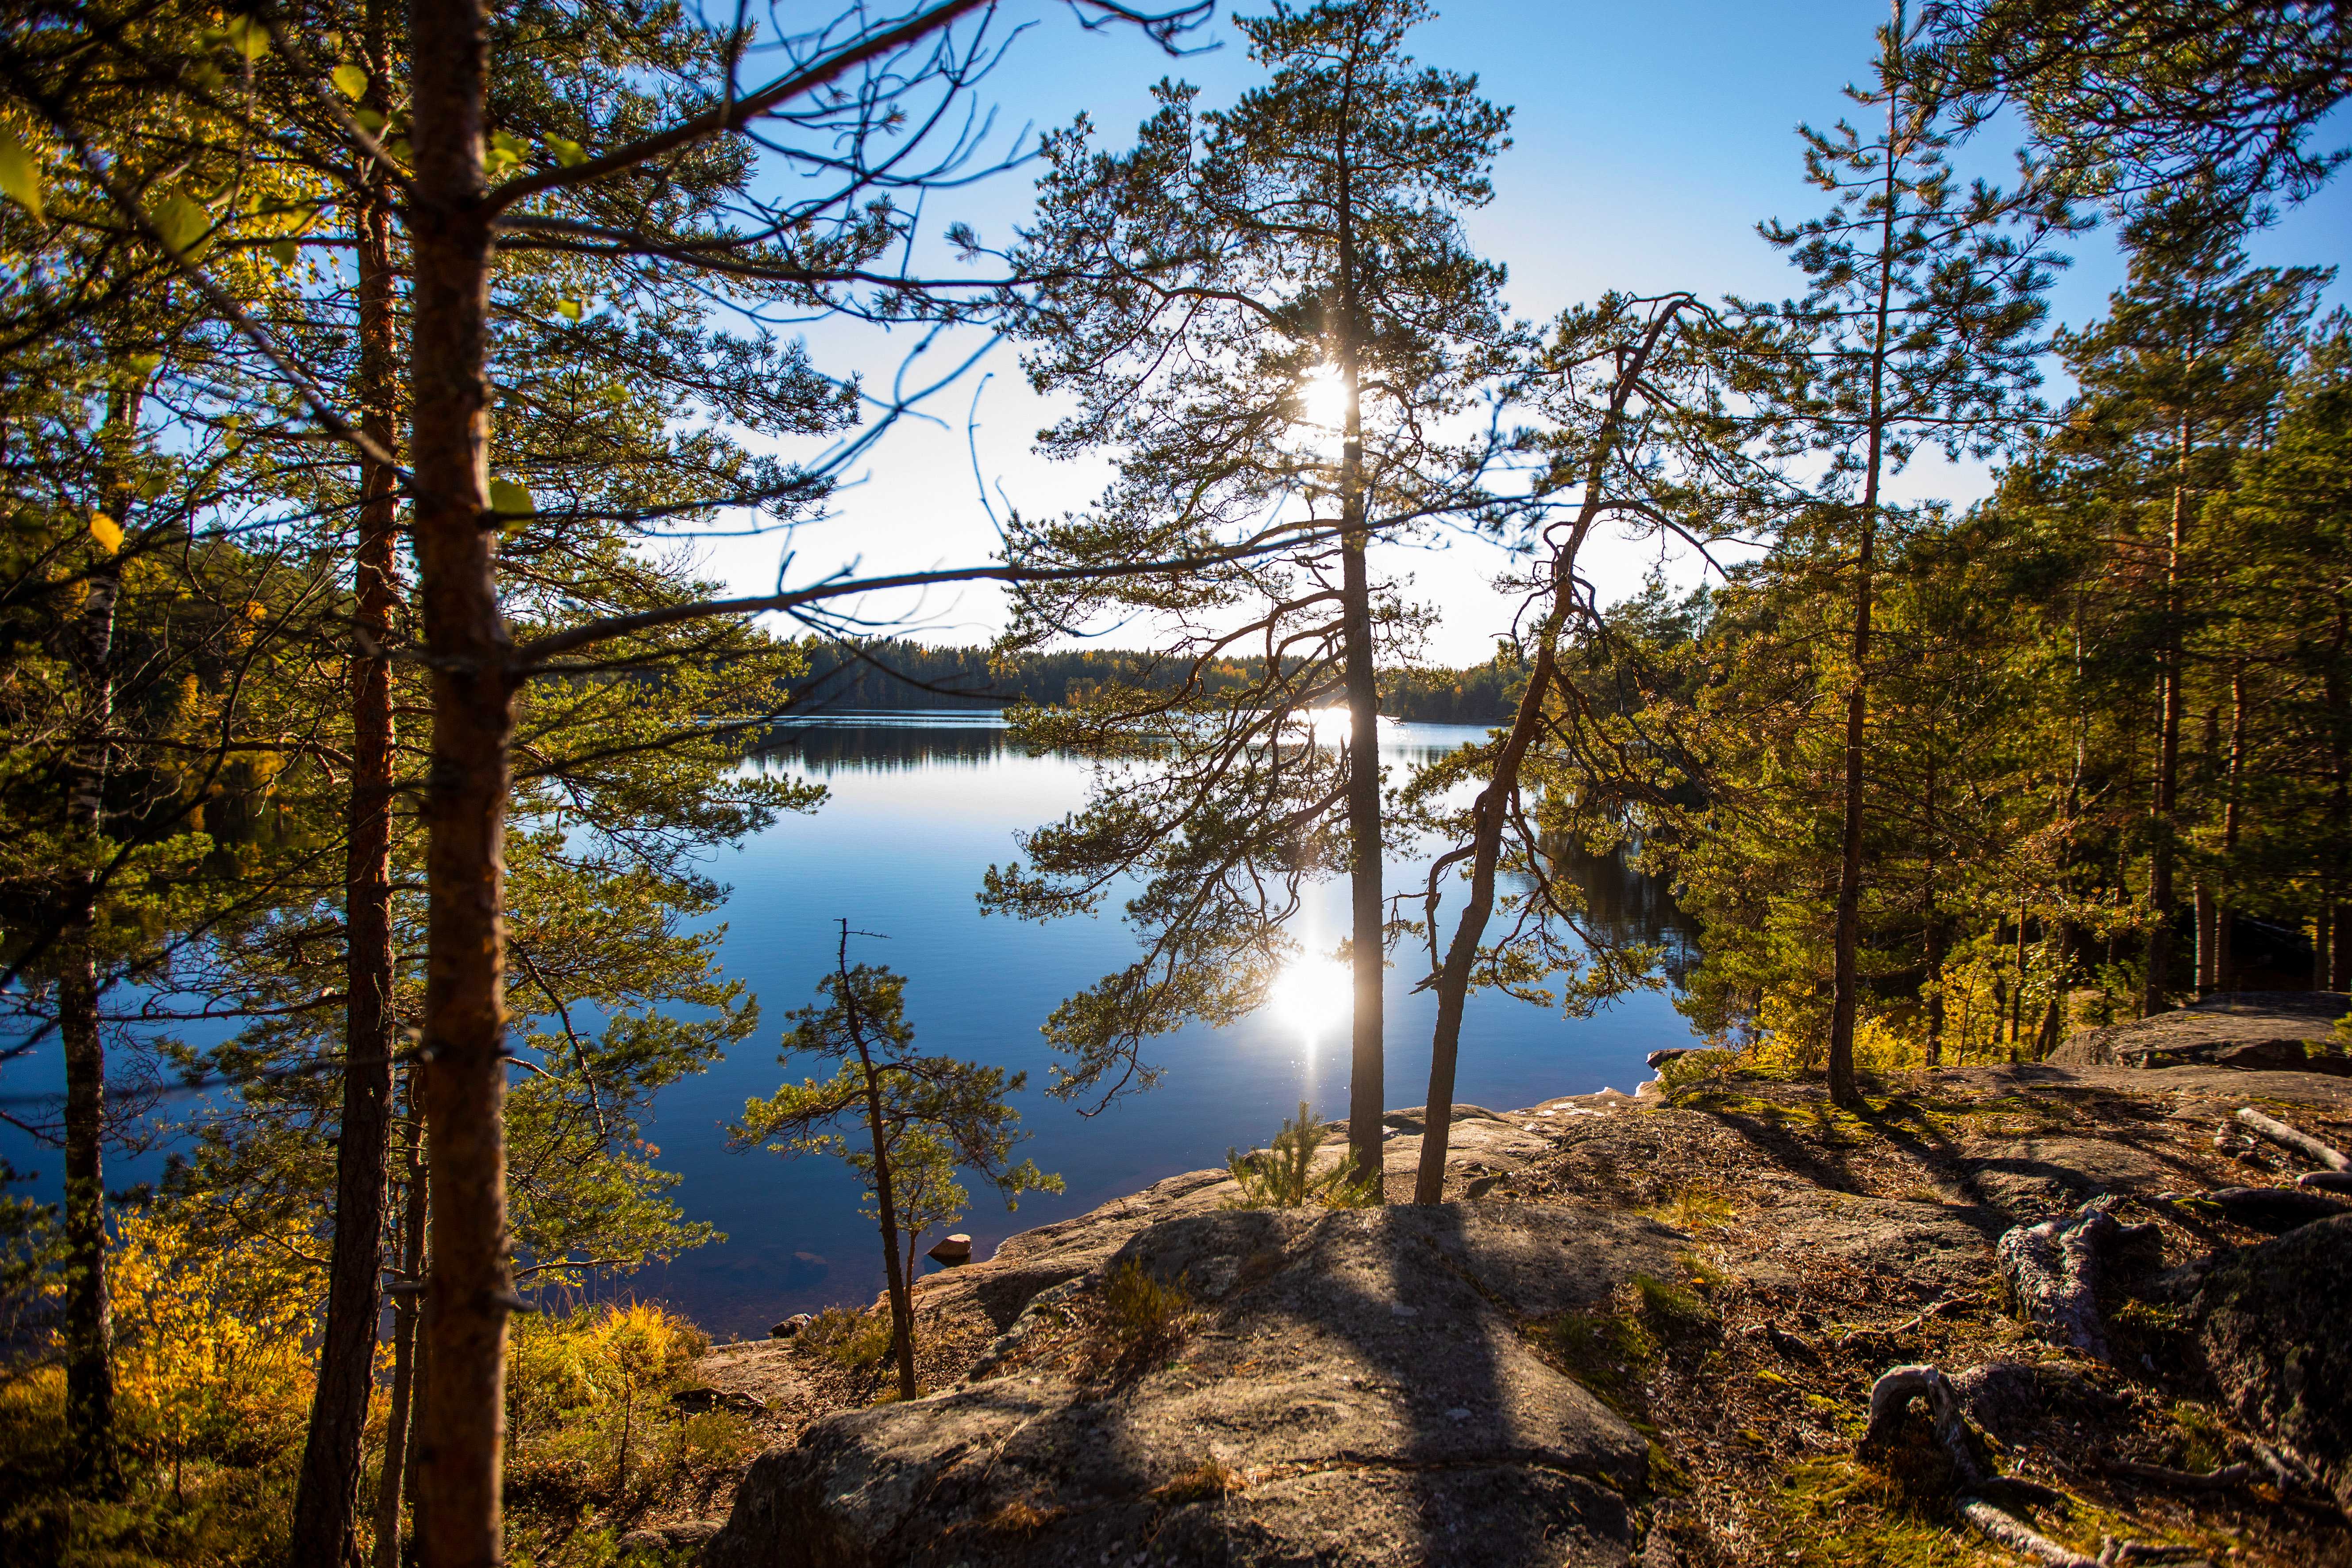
[
  {"x1": 2054, "y1": 217, "x2": 2325, "y2": 1012},
  {"x1": 1752, "y1": 0, "x2": 2069, "y2": 1103},
  {"x1": 997, "y1": 0, "x2": 1516, "y2": 1180},
  {"x1": 733, "y1": 925, "x2": 1058, "y2": 1402},
  {"x1": 2216, "y1": 311, "x2": 2352, "y2": 988}
]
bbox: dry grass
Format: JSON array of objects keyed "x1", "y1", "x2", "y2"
[{"x1": 1151, "y1": 1457, "x2": 1243, "y2": 1503}]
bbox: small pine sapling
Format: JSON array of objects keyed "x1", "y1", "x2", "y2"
[
  {"x1": 732, "y1": 922, "x2": 1061, "y2": 1400},
  {"x1": 1224, "y1": 1101, "x2": 1381, "y2": 1208}
]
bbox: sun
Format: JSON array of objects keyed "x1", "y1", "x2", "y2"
[
  {"x1": 1267, "y1": 954, "x2": 1352, "y2": 1030},
  {"x1": 1293, "y1": 363, "x2": 1350, "y2": 431}
]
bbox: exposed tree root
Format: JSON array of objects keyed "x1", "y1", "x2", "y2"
[
  {"x1": 2235, "y1": 1107, "x2": 2350, "y2": 1172},
  {"x1": 1995, "y1": 1195, "x2": 2156, "y2": 1362},
  {"x1": 2105, "y1": 1458, "x2": 2257, "y2": 1490},
  {"x1": 2202, "y1": 1185, "x2": 2348, "y2": 1233},
  {"x1": 1860, "y1": 1365, "x2": 2212, "y2": 1568},
  {"x1": 1859, "y1": 1364, "x2": 1990, "y2": 1487}
]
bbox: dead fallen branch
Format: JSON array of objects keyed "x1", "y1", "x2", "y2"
[
  {"x1": 1956, "y1": 1498, "x2": 2100, "y2": 1568},
  {"x1": 1956, "y1": 1498, "x2": 2216, "y2": 1567},
  {"x1": 2235, "y1": 1107, "x2": 2350, "y2": 1172},
  {"x1": 2104, "y1": 1458, "x2": 2258, "y2": 1490},
  {"x1": 1995, "y1": 1196, "x2": 2156, "y2": 1362}
]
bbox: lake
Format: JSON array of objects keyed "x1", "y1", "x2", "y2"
[{"x1": 631, "y1": 711, "x2": 1704, "y2": 1337}]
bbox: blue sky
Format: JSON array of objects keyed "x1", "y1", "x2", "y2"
[{"x1": 704, "y1": 0, "x2": 2351, "y2": 666}]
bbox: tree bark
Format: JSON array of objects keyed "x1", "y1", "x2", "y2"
[
  {"x1": 292, "y1": 97, "x2": 404, "y2": 1564},
  {"x1": 408, "y1": 0, "x2": 517, "y2": 1558},
  {"x1": 2218, "y1": 665, "x2": 2244, "y2": 991},
  {"x1": 2009, "y1": 904, "x2": 2028, "y2": 1059},
  {"x1": 61, "y1": 384, "x2": 139, "y2": 1493},
  {"x1": 373, "y1": 1095, "x2": 427, "y2": 1568},
  {"x1": 2141, "y1": 420, "x2": 2190, "y2": 1017},
  {"x1": 1411, "y1": 301, "x2": 1690, "y2": 1204},
  {"x1": 2194, "y1": 881, "x2": 2217, "y2": 994},
  {"x1": 1331, "y1": 60, "x2": 1386, "y2": 1195},
  {"x1": 59, "y1": 935, "x2": 115, "y2": 1494}
]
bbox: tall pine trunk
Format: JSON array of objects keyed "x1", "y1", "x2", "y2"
[
  {"x1": 1332, "y1": 75, "x2": 1386, "y2": 1195},
  {"x1": 408, "y1": 0, "x2": 519, "y2": 1559},
  {"x1": 1826, "y1": 77, "x2": 1902, "y2": 1110},
  {"x1": 2142, "y1": 423, "x2": 2189, "y2": 1016},
  {"x1": 292, "y1": 103, "x2": 404, "y2": 1564},
  {"x1": 373, "y1": 1091, "x2": 428, "y2": 1568},
  {"x1": 2217, "y1": 665, "x2": 2244, "y2": 991},
  {"x1": 62, "y1": 385, "x2": 139, "y2": 1491},
  {"x1": 1922, "y1": 746, "x2": 1943, "y2": 1067},
  {"x1": 2331, "y1": 603, "x2": 2349, "y2": 991}
]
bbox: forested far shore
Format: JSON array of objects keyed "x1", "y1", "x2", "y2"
[{"x1": 785, "y1": 638, "x2": 1525, "y2": 724}]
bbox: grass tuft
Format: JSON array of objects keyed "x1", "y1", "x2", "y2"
[
  {"x1": 1097, "y1": 1260, "x2": 1195, "y2": 1364},
  {"x1": 797, "y1": 1305, "x2": 894, "y2": 1373},
  {"x1": 1151, "y1": 1457, "x2": 1243, "y2": 1503}
]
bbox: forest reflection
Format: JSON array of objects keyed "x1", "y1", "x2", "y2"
[{"x1": 752, "y1": 711, "x2": 1699, "y2": 992}]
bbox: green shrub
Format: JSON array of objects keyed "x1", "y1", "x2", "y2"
[
  {"x1": 795, "y1": 1305, "x2": 895, "y2": 1373},
  {"x1": 1223, "y1": 1102, "x2": 1380, "y2": 1208},
  {"x1": 502, "y1": 1302, "x2": 757, "y2": 1559},
  {"x1": 1099, "y1": 1261, "x2": 1194, "y2": 1359}
]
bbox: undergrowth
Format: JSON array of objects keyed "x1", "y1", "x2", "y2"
[
  {"x1": 796, "y1": 1305, "x2": 895, "y2": 1374},
  {"x1": 1091, "y1": 1260, "x2": 1195, "y2": 1374},
  {"x1": 0, "y1": 1207, "x2": 747, "y2": 1568},
  {"x1": 1223, "y1": 1102, "x2": 1380, "y2": 1208}
]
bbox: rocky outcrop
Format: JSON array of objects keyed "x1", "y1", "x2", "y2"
[
  {"x1": 2188, "y1": 1212, "x2": 2352, "y2": 1511},
  {"x1": 693, "y1": 1065, "x2": 2352, "y2": 1568},
  {"x1": 701, "y1": 1201, "x2": 1686, "y2": 1568},
  {"x1": 906, "y1": 1106, "x2": 1569, "y2": 1334},
  {"x1": 2052, "y1": 991, "x2": 2349, "y2": 1073}
]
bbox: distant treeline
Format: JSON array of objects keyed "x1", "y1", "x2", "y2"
[{"x1": 787, "y1": 639, "x2": 1525, "y2": 724}]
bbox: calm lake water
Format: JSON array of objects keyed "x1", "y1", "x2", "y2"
[
  {"x1": 0, "y1": 712, "x2": 1704, "y2": 1339},
  {"x1": 630, "y1": 712, "x2": 1704, "y2": 1337}
]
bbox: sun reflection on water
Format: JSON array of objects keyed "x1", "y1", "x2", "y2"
[{"x1": 1267, "y1": 954, "x2": 1352, "y2": 1035}]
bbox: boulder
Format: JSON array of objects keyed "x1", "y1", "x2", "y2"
[
  {"x1": 768, "y1": 1313, "x2": 813, "y2": 1340},
  {"x1": 700, "y1": 1201, "x2": 1685, "y2": 1568},
  {"x1": 926, "y1": 1233, "x2": 973, "y2": 1264},
  {"x1": 2189, "y1": 1212, "x2": 2352, "y2": 1511},
  {"x1": 908, "y1": 1166, "x2": 1236, "y2": 1331},
  {"x1": 2201, "y1": 1185, "x2": 2351, "y2": 1235}
]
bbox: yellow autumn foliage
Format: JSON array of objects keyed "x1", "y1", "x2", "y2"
[
  {"x1": 0, "y1": 1208, "x2": 322, "y2": 1566},
  {"x1": 107, "y1": 1207, "x2": 320, "y2": 1473},
  {"x1": 1, "y1": 1221, "x2": 751, "y2": 1567}
]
